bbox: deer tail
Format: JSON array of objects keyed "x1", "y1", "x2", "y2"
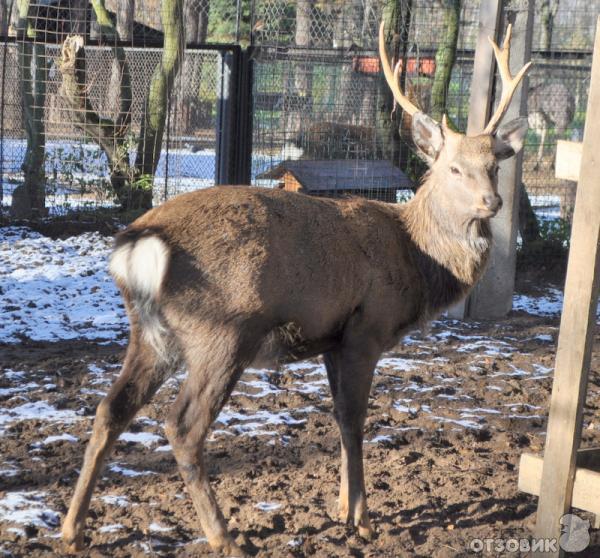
[{"x1": 109, "y1": 229, "x2": 171, "y2": 359}]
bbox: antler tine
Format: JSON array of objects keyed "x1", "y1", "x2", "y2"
[
  {"x1": 483, "y1": 24, "x2": 532, "y2": 134},
  {"x1": 378, "y1": 21, "x2": 421, "y2": 118}
]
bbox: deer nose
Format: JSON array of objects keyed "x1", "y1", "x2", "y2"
[{"x1": 483, "y1": 194, "x2": 503, "y2": 212}]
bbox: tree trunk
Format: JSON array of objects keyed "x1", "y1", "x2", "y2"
[
  {"x1": 181, "y1": 0, "x2": 209, "y2": 133},
  {"x1": 430, "y1": 0, "x2": 460, "y2": 121},
  {"x1": 0, "y1": 0, "x2": 9, "y2": 37},
  {"x1": 286, "y1": 0, "x2": 313, "y2": 137},
  {"x1": 117, "y1": 0, "x2": 135, "y2": 41},
  {"x1": 539, "y1": 0, "x2": 559, "y2": 51},
  {"x1": 11, "y1": 0, "x2": 47, "y2": 219},
  {"x1": 339, "y1": 1, "x2": 364, "y2": 124},
  {"x1": 108, "y1": 0, "x2": 134, "y2": 118},
  {"x1": 59, "y1": 2, "x2": 133, "y2": 209},
  {"x1": 376, "y1": 0, "x2": 409, "y2": 168},
  {"x1": 185, "y1": 0, "x2": 209, "y2": 43},
  {"x1": 58, "y1": 36, "x2": 130, "y2": 202},
  {"x1": 133, "y1": 0, "x2": 184, "y2": 209}
]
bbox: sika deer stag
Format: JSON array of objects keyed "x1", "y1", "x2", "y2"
[{"x1": 63, "y1": 22, "x2": 530, "y2": 556}]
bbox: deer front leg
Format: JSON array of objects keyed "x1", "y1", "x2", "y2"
[{"x1": 324, "y1": 341, "x2": 379, "y2": 540}]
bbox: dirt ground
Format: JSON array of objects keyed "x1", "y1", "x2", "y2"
[{"x1": 2, "y1": 306, "x2": 600, "y2": 557}]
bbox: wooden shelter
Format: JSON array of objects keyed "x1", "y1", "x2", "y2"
[{"x1": 258, "y1": 160, "x2": 413, "y2": 203}]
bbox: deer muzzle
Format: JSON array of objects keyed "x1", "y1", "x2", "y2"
[{"x1": 483, "y1": 194, "x2": 503, "y2": 215}]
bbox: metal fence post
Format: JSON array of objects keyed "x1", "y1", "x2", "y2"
[
  {"x1": 215, "y1": 46, "x2": 253, "y2": 186},
  {"x1": 235, "y1": 47, "x2": 254, "y2": 185}
]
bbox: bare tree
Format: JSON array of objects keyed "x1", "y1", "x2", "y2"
[
  {"x1": 284, "y1": 0, "x2": 314, "y2": 137},
  {"x1": 430, "y1": 0, "x2": 460, "y2": 121},
  {"x1": 376, "y1": 0, "x2": 411, "y2": 166},
  {"x1": 59, "y1": 0, "x2": 184, "y2": 210},
  {"x1": 179, "y1": 0, "x2": 210, "y2": 133},
  {"x1": 106, "y1": 1, "x2": 134, "y2": 119},
  {"x1": 11, "y1": 0, "x2": 48, "y2": 218},
  {"x1": 539, "y1": 0, "x2": 559, "y2": 51},
  {"x1": 117, "y1": 0, "x2": 135, "y2": 39}
]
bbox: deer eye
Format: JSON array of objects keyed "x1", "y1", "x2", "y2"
[{"x1": 450, "y1": 165, "x2": 461, "y2": 175}]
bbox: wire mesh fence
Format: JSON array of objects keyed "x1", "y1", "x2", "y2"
[
  {"x1": 251, "y1": 0, "x2": 477, "y2": 203},
  {"x1": 0, "y1": 0, "x2": 242, "y2": 218}
]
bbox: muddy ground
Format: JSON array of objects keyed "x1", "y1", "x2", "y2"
[{"x1": 2, "y1": 305, "x2": 600, "y2": 557}]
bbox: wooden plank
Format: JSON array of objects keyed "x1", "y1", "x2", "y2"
[
  {"x1": 555, "y1": 140, "x2": 583, "y2": 181},
  {"x1": 533, "y1": 16, "x2": 600, "y2": 558},
  {"x1": 519, "y1": 453, "x2": 600, "y2": 515},
  {"x1": 448, "y1": 0, "x2": 502, "y2": 319}
]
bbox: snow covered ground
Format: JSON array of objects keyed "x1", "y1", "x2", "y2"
[{"x1": 0, "y1": 227, "x2": 127, "y2": 343}]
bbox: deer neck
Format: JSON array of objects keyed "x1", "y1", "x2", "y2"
[{"x1": 400, "y1": 183, "x2": 492, "y2": 311}]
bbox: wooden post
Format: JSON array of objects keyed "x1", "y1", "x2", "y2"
[
  {"x1": 449, "y1": 0, "x2": 502, "y2": 318},
  {"x1": 466, "y1": 0, "x2": 534, "y2": 319},
  {"x1": 533, "y1": 16, "x2": 600, "y2": 557}
]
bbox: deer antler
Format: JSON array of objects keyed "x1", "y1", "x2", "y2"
[
  {"x1": 483, "y1": 24, "x2": 532, "y2": 134},
  {"x1": 378, "y1": 22, "x2": 422, "y2": 119}
]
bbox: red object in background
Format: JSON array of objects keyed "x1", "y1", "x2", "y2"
[{"x1": 352, "y1": 56, "x2": 436, "y2": 76}]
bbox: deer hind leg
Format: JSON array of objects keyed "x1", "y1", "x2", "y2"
[
  {"x1": 324, "y1": 340, "x2": 379, "y2": 540},
  {"x1": 62, "y1": 332, "x2": 179, "y2": 552},
  {"x1": 165, "y1": 329, "x2": 257, "y2": 557}
]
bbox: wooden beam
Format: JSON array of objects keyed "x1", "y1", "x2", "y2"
[
  {"x1": 519, "y1": 453, "x2": 600, "y2": 516},
  {"x1": 576, "y1": 447, "x2": 600, "y2": 470},
  {"x1": 555, "y1": 140, "x2": 583, "y2": 181},
  {"x1": 533, "y1": 16, "x2": 600, "y2": 558},
  {"x1": 448, "y1": 0, "x2": 502, "y2": 319}
]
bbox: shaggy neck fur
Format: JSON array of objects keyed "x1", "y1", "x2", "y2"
[{"x1": 399, "y1": 177, "x2": 492, "y2": 317}]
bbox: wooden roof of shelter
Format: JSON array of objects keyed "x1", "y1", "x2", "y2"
[{"x1": 258, "y1": 160, "x2": 413, "y2": 192}]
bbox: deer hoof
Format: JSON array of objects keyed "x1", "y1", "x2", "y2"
[
  {"x1": 210, "y1": 536, "x2": 247, "y2": 557},
  {"x1": 358, "y1": 522, "x2": 374, "y2": 540},
  {"x1": 356, "y1": 515, "x2": 374, "y2": 540},
  {"x1": 62, "y1": 530, "x2": 85, "y2": 553}
]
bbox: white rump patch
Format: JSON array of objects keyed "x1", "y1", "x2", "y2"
[{"x1": 109, "y1": 236, "x2": 170, "y2": 299}]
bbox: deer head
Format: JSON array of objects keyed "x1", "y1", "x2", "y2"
[{"x1": 379, "y1": 22, "x2": 531, "y2": 221}]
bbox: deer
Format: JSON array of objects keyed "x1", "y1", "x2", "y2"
[
  {"x1": 62, "y1": 22, "x2": 530, "y2": 557},
  {"x1": 527, "y1": 81, "x2": 575, "y2": 168}
]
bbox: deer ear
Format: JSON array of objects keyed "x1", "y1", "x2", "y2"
[
  {"x1": 493, "y1": 117, "x2": 528, "y2": 160},
  {"x1": 412, "y1": 112, "x2": 444, "y2": 164}
]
